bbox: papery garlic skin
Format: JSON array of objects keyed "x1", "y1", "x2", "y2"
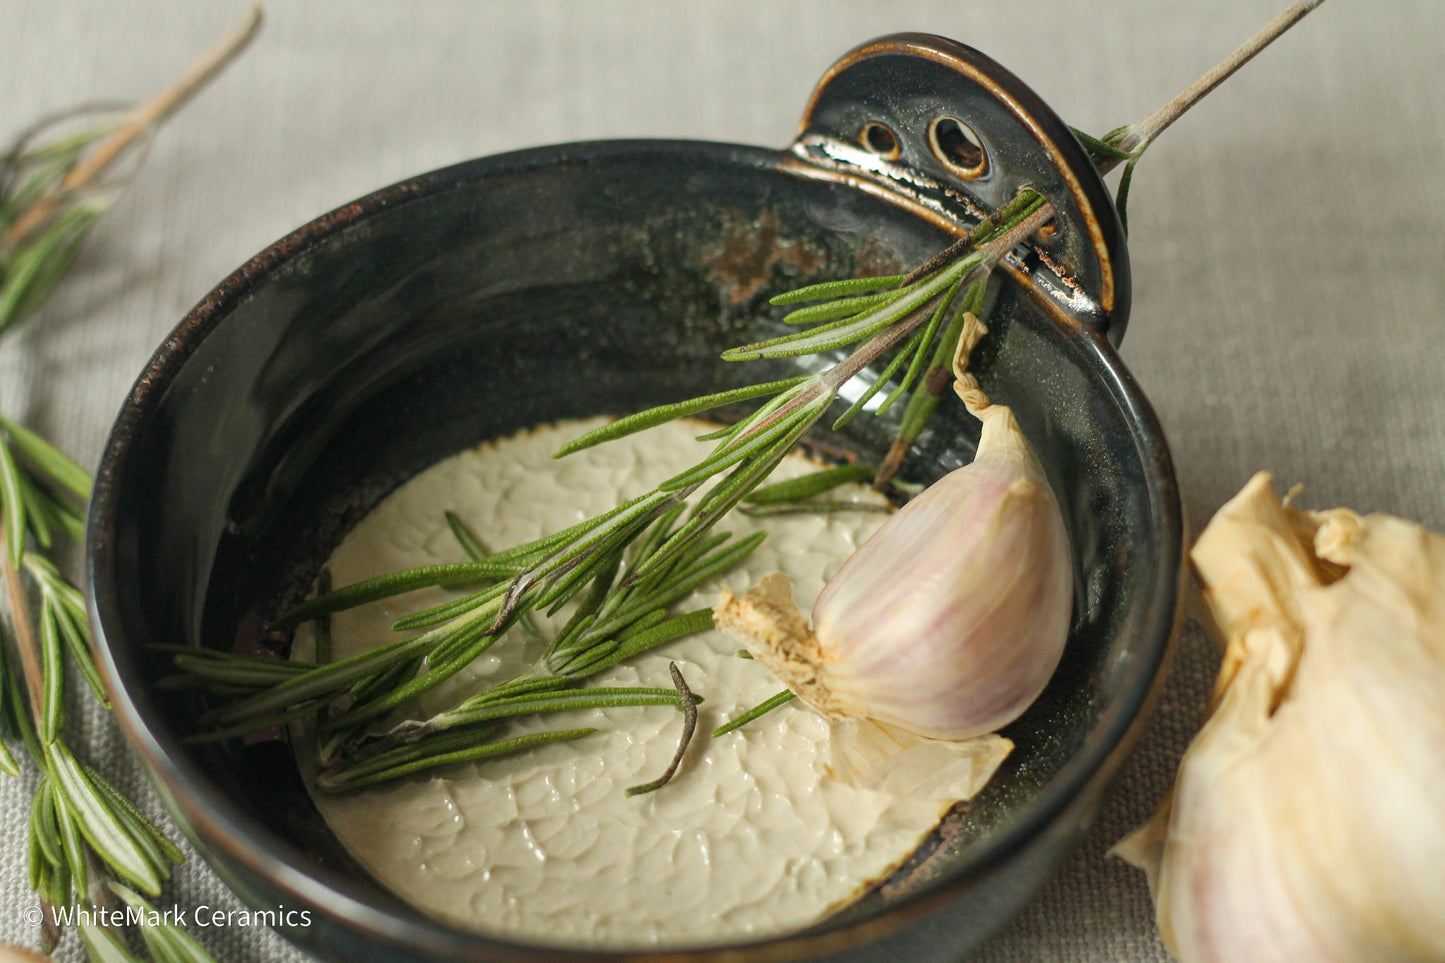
[
  {"x1": 826, "y1": 718, "x2": 1013, "y2": 801},
  {"x1": 714, "y1": 315, "x2": 1073, "y2": 743},
  {"x1": 1115, "y1": 473, "x2": 1445, "y2": 963}
]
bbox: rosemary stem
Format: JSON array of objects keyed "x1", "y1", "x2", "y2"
[
  {"x1": 2, "y1": 6, "x2": 263, "y2": 250},
  {"x1": 874, "y1": 277, "x2": 987, "y2": 488},
  {"x1": 734, "y1": 196, "x2": 1051, "y2": 465},
  {"x1": 823, "y1": 201, "x2": 1052, "y2": 394},
  {"x1": 625, "y1": 662, "x2": 697, "y2": 796},
  {"x1": 1104, "y1": 0, "x2": 1325, "y2": 164},
  {"x1": 0, "y1": 523, "x2": 45, "y2": 724}
]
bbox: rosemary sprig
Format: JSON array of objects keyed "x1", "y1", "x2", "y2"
[
  {"x1": 1, "y1": 9, "x2": 260, "y2": 960},
  {"x1": 0, "y1": 432, "x2": 194, "y2": 951},
  {"x1": 187, "y1": 506, "x2": 758, "y2": 775},
  {"x1": 2, "y1": 533, "x2": 192, "y2": 957}
]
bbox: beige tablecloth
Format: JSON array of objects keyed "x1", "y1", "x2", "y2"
[{"x1": 3, "y1": 1, "x2": 1441, "y2": 960}]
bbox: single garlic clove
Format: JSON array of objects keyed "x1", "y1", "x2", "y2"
[
  {"x1": 714, "y1": 313, "x2": 1073, "y2": 744},
  {"x1": 1114, "y1": 472, "x2": 1445, "y2": 963}
]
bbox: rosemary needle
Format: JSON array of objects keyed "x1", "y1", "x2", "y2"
[
  {"x1": 712, "y1": 689, "x2": 796, "y2": 738},
  {"x1": 318, "y1": 728, "x2": 599, "y2": 793},
  {"x1": 742, "y1": 463, "x2": 875, "y2": 505}
]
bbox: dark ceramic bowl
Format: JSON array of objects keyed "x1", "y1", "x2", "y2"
[{"x1": 87, "y1": 34, "x2": 1184, "y2": 963}]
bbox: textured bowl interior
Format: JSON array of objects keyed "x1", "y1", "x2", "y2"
[{"x1": 89, "y1": 139, "x2": 1180, "y2": 962}]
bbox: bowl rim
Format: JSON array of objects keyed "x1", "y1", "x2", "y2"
[{"x1": 86, "y1": 135, "x2": 1185, "y2": 961}]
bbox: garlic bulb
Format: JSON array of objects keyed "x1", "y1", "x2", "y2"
[
  {"x1": 1114, "y1": 472, "x2": 1445, "y2": 963},
  {"x1": 714, "y1": 314, "x2": 1073, "y2": 742}
]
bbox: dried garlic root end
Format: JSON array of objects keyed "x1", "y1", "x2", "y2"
[{"x1": 713, "y1": 573, "x2": 847, "y2": 719}]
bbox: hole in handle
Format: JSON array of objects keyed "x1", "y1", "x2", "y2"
[
  {"x1": 930, "y1": 116, "x2": 986, "y2": 178},
  {"x1": 859, "y1": 122, "x2": 902, "y2": 160}
]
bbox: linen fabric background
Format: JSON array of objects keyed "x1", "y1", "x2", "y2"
[{"x1": 2, "y1": 1, "x2": 1441, "y2": 960}]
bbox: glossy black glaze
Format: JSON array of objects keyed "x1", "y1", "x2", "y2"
[{"x1": 87, "y1": 34, "x2": 1183, "y2": 963}]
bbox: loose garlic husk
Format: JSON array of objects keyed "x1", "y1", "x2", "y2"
[
  {"x1": 1114, "y1": 472, "x2": 1445, "y2": 963},
  {"x1": 714, "y1": 313, "x2": 1073, "y2": 744}
]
